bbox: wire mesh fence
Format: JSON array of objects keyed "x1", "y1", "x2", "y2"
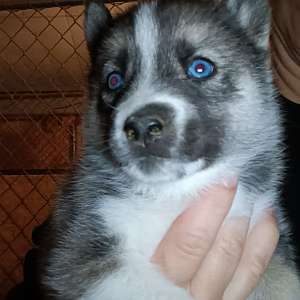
[{"x1": 0, "y1": 1, "x2": 135, "y2": 298}]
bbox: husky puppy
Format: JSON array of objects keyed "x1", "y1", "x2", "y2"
[{"x1": 40, "y1": 0, "x2": 300, "y2": 299}]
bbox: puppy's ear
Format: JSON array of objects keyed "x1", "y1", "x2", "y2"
[
  {"x1": 84, "y1": 0, "x2": 112, "y2": 53},
  {"x1": 223, "y1": 0, "x2": 271, "y2": 49}
]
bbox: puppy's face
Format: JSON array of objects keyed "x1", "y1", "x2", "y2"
[{"x1": 85, "y1": 0, "x2": 272, "y2": 182}]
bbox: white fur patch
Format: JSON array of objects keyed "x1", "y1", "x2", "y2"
[
  {"x1": 238, "y1": 3, "x2": 252, "y2": 28},
  {"x1": 134, "y1": 3, "x2": 158, "y2": 81}
]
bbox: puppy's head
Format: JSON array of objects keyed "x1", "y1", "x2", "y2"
[{"x1": 84, "y1": 0, "x2": 274, "y2": 183}]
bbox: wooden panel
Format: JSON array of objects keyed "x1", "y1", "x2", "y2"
[
  {"x1": 0, "y1": 92, "x2": 85, "y2": 115},
  {"x1": 0, "y1": 115, "x2": 81, "y2": 173}
]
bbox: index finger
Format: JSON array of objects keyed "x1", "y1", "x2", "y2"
[{"x1": 152, "y1": 179, "x2": 238, "y2": 286}]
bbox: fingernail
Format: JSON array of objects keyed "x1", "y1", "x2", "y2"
[{"x1": 221, "y1": 176, "x2": 239, "y2": 189}]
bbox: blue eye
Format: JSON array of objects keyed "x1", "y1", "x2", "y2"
[
  {"x1": 187, "y1": 58, "x2": 215, "y2": 79},
  {"x1": 107, "y1": 72, "x2": 124, "y2": 90}
]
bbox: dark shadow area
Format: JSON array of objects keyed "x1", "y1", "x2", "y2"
[{"x1": 280, "y1": 96, "x2": 300, "y2": 271}]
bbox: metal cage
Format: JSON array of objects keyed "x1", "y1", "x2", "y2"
[{"x1": 0, "y1": 1, "x2": 135, "y2": 297}]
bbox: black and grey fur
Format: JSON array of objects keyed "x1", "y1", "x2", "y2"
[{"x1": 40, "y1": 0, "x2": 300, "y2": 299}]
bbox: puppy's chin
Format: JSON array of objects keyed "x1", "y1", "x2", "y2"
[{"x1": 122, "y1": 157, "x2": 206, "y2": 184}]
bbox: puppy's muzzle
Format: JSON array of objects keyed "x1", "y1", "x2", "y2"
[{"x1": 122, "y1": 104, "x2": 176, "y2": 158}]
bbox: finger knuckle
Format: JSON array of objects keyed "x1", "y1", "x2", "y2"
[
  {"x1": 175, "y1": 230, "x2": 212, "y2": 258},
  {"x1": 216, "y1": 233, "x2": 244, "y2": 261},
  {"x1": 248, "y1": 252, "x2": 269, "y2": 283}
]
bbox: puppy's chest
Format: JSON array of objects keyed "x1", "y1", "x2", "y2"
[
  {"x1": 100, "y1": 181, "x2": 268, "y2": 261},
  {"x1": 101, "y1": 169, "x2": 224, "y2": 257},
  {"x1": 102, "y1": 191, "x2": 190, "y2": 259},
  {"x1": 87, "y1": 191, "x2": 195, "y2": 300}
]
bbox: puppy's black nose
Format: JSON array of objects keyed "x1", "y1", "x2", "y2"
[{"x1": 124, "y1": 116, "x2": 164, "y2": 145}]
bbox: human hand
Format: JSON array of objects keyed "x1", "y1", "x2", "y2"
[{"x1": 152, "y1": 180, "x2": 279, "y2": 300}]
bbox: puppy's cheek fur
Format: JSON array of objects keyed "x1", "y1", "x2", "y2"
[{"x1": 180, "y1": 117, "x2": 225, "y2": 164}]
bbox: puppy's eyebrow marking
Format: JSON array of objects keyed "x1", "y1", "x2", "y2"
[
  {"x1": 134, "y1": 3, "x2": 158, "y2": 81},
  {"x1": 176, "y1": 39, "x2": 197, "y2": 62}
]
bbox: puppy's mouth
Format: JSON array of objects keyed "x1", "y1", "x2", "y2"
[
  {"x1": 120, "y1": 154, "x2": 206, "y2": 183},
  {"x1": 128, "y1": 143, "x2": 173, "y2": 161},
  {"x1": 134, "y1": 155, "x2": 168, "y2": 173}
]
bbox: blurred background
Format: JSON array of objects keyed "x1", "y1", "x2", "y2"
[{"x1": 0, "y1": 1, "x2": 135, "y2": 298}]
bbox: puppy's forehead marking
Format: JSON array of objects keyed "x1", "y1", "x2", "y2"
[{"x1": 134, "y1": 3, "x2": 158, "y2": 79}]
